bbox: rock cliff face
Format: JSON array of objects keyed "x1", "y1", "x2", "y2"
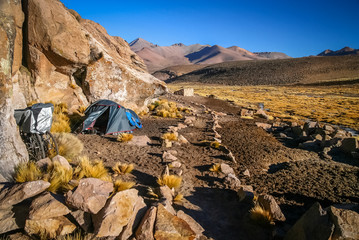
[
  {"x1": 0, "y1": 0, "x2": 166, "y2": 179},
  {"x1": 0, "y1": 0, "x2": 29, "y2": 181},
  {"x1": 15, "y1": 0, "x2": 166, "y2": 112}
]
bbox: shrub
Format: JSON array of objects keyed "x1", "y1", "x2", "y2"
[
  {"x1": 51, "y1": 133, "x2": 83, "y2": 162},
  {"x1": 51, "y1": 112, "x2": 71, "y2": 133},
  {"x1": 46, "y1": 162, "x2": 75, "y2": 193},
  {"x1": 249, "y1": 204, "x2": 274, "y2": 226},
  {"x1": 14, "y1": 161, "x2": 43, "y2": 183},
  {"x1": 113, "y1": 180, "x2": 135, "y2": 192},
  {"x1": 148, "y1": 99, "x2": 189, "y2": 119},
  {"x1": 157, "y1": 174, "x2": 182, "y2": 189},
  {"x1": 209, "y1": 163, "x2": 221, "y2": 173},
  {"x1": 73, "y1": 156, "x2": 111, "y2": 181},
  {"x1": 112, "y1": 163, "x2": 134, "y2": 175},
  {"x1": 161, "y1": 132, "x2": 178, "y2": 141},
  {"x1": 77, "y1": 105, "x2": 87, "y2": 115},
  {"x1": 117, "y1": 133, "x2": 134, "y2": 142}
]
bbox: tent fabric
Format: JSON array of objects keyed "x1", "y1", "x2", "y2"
[
  {"x1": 14, "y1": 103, "x2": 54, "y2": 134},
  {"x1": 81, "y1": 99, "x2": 142, "y2": 135}
]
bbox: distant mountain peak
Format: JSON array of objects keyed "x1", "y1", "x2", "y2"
[
  {"x1": 318, "y1": 46, "x2": 358, "y2": 56},
  {"x1": 129, "y1": 38, "x2": 157, "y2": 52}
]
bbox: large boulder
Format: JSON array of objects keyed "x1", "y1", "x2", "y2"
[
  {"x1": 328, "y1": 204, "x2": 359, "y2": 240},
  {"x1": 28, "y1": 192, "x2": 70, "y2": 220},
  {"x1": 257, "y1": 194, "x2": 286, "y2": 221},
  {"x1": 284, "y1": 202, "x2": 335, "y2": 240},
  {"x1": 65, "y1": 178, "x2": 113, "y2": 214},
  {"x1": 0, "y1": 181, "x2": 50, "y2": 209},
  {"x1": 0, "y1": 203, "x2": 28, "y2": 234},
  {"x1": 154, "y1": 204, "x2": 196, "y2": 240},
  {"x1": 135, "y1": 206, "x2": 157, "y2": 240},
  {"x1": 0, "y1": 0, "x2": 28, "y2": 181},
  {"x1": 20, "y1": 0, "x2": 166, "y2": 111},
  {"x1": 93, "y1": 189, "x2": 144, "y2": 237}
]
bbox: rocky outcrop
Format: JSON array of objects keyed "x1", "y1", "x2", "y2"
[
  {"x1": 15, "y1": 0, "x2": 166, "y2": 112},
  {"x1": 0, "y1": 0, "x2": 29, "y2": 181}
]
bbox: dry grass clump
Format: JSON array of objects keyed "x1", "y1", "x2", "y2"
[
  {"x1": 174, "y1": 193, "x2": 184, "y2": 202},
  {"x1": 249, "y1": 204, "x2": 274, "y2": 226},
  {"x1": 113, "y1": 180, "x2": 135, "y2": 192},
  {"x1": 147, "y1": 187, "x2": 160, "y2": 200},
  {"x1": 210, "y1": 141, "x2": 221, "y2": 149},
  {"x1": 50, "y1": 102, "x2": 71, "y2": 133},
  {"x1": 77, "y1": 105, "x2": 87, "y2": 115},
  {"x1": 73, "y1": 156, "x2": 111, "y2": 181},
  {"x1": 157, "y1": 174, "x2": 182, "y2": 189},
  {"x1": 117, "y1": 133, "x2": 134, "y2": 142},
  {"x1": 14, "y1": 161, "x2": 43, "y2": 183},
  {"x1": 161, "y1": 132, "x2": 178, "y2": 141},
  {"x1": 45, "y1": 162, "x2": 75, "y2": 193},
  {"x1": 112, "y1": 163, "x2": 134, "y2": 175},
  {"x1": 51, "y1": 133, "x2": 83, "y2": 162},
  {"x1": 56, "y1": 231, "x2": 84, "y2": 240},
  {"x1": 209, "y1": 163, "x2": 221, "y2": 173},
  {"x1": 147, "y1": 99, "x2": 189, "y2": 118}
]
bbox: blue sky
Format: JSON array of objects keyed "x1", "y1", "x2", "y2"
[{"x1": 61, "y1": 0, "x2": 359, "y2": 58}]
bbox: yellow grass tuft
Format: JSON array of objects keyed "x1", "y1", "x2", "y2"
[
  {"x1": 161, "y1": 132, "x2": 178, "y2": 141},
  {"x1": 112, "y1": 162, "x2": 134, "y2": 175},
  {"x1": 117, "y1": 133, "x2": 134, "y2": 142},
  {"x1": 73, "y1": 156, "x2": 111, "y2": 181},
  {"x1": 46, "y1": 162, "x2": 75, "y2": 193},
  {"x1": 210, "y1": 141, "x2": 221, "y2": 149},
  {"x1": 51, "y1": 133, "x2": 83, "y2": 162},
  {"x1": 51, "y1": 112, "x2": 71, "y2": 133},
  {"x1": 209, "y1": 163, "x2": 221, "y2": 173},
  {"x1": 147, "y1": 187, "x2": 160, "y2": 200},
  {"x1": 148, "y1": 99, "x2": 190, "y2": 118},
  {"x1": 56, "y1": 231, "x2": 84, "y2": 240},
  {"x1": 174, "y1": 193, "x2": 184, "y2": 202},
  {"x1": 113, "y1": 180, "x2": 135, "y2": 192},
  {"x1": 249, "y1": 204, "x2": 274, "y2": 226},
  {"x1": 157, "y1": 174, "x2": 182, "y2": 189},
  {"x1": 14, "y1": 161, "x2": 43, "y2": 183},
  {"x1": 77, "y1": 105, "x2": 87, "y2": 115}
]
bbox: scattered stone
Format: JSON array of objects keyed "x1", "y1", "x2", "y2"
[
  {"x1": 0, "y1": 181, "x2": 50, "y2": 209},
  {"x1": 178, "y1": 135, "x2": 189, "y2": 144},
  {"x1": 284, "y1": 202, "x2": 334, "y2": 240},
  {"x1": 255, "y1": 122, "x2": 272, "y2": 131},
  {"x1": 65, "y1": 178, "x2": 113, "y2": 214},
  {"x1": 29, "y1": 192, "x2": 70, "y2": 220},
  {"x1": 118, "y1": 194, "x2": 147, "y2": 240},
  {"x1": 167, "y1": 150, "x2": 178, "y2": 156},
  {"x1": 243, "y1": 169, "x2": 250, "y2": 177},
  {"x1": 225, "y1": 151, "x2": 237, "y2": 163},
  {"x1": 162, "y1": 151, "x2": 178, "y2": 162},
  {"x1": 159, "y1": 185, "x2": 174, "y2": 203},
  {"x1": 223, "y1": 173, "x2": 241, "y2": 189},
  {"x1": 352, "y1": 151, "x2": 359, "y2": 160},
  {"x1": 304, "y1": 121, "x2": 318, "y2": 134},
  {"x1": 258, "y1": 194, "x2": 286, "y2": 221},
  {"x1": 184, "y1": 116, "x2": 196, "y2": 125},
  {"x1": 174, "y1": 88, "x2": 194, "y2": 96},
  {"x1": 168, "y1": 126, "x2": 178, "y2": 132},
  {"x1": 135, "y1": 206, "x2": 157, "y2": 240},
  {"x1": 170, "y1": 161, "x2": 182, "y2": 168},
  {"x1": 299, "y1": 140, "x2": 321, "y2": 151},
  {"x1": 25, "y1": 216, "x2": 76, "y2": 239},
  {"x1": 177, "y1": 210, "x2": 205, "y2": 238},
  {"x1": 220, "y1": 163, "x2": 235, "y2": 175},
  {"x1": 341, "y1": 138, "x2": 358, "y2": 153},
  {"x1": 324, "y1": 125, "x2": 335, "y2": 132},
  {"x1": 70, "y1": 210, "x2": 92, "y2": 232},
  {"x1": 237, "y1": 185, "x2": 255, "y2": 202},
  {"x1": 162, "y1": 165, "x2": 170, "y2": 176},
  {"x1": 177, "y1": 123, "x2": 187, "y2": 130},
  {"x1": 292, "y1": 126, "x2": 303, "y2": 137},
  {"x1": 154, "y1": 204, "x2": 196, "y2": 240},
  {"x1": 127, "y1": 135, "x2": 151, "y2": 147},
  {"x1": 312, "y1": 134, "x2": 323, "y2": 141},
  {"x1": 93, "y1": 189, "x2": 143, "y2": 237},
  {"x1": 256, "y1": 109, "x2": 271, "y2": 120},
  {"x1": 7, "y1": 232, "x2": 32, "y2": 240},
  {"x1": 328, "y1": 204, "x2": 359, "y2": 240},
  {"x1": 173, "y1": 168, "x2": 183, "y2": 176},
  {"x1": 163, "y1": 139, "x2": 172, "y2": 148},
  {"x1": 52, "y1": 155, "x2": 71, "y2": 170}
]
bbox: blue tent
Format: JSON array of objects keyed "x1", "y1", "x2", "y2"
[{"x1": 81, "y1": 99, "x2": 142, "y2": 135}]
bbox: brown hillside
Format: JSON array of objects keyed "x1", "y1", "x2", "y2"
[
  {"x1": 152, "y1": 64, "x2": 208, "y2": 80},
  {"x1": 167, "y1": 55, "x2": 359, "y2": 85}
]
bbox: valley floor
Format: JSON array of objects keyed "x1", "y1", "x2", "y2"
[{"x1": 78, "y1": 94, "x2": 358, "y2": 240}]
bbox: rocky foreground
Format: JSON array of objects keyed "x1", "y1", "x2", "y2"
[{"x1": 1, "y1": 93, "x2": 357, "y2": 240}]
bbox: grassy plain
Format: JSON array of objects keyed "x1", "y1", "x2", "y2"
[{"x1": 169, "y1": 83, "x2": 359, "y2": 131}]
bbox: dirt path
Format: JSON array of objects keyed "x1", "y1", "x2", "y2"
[{"x1": 78, "y1": 94, "x2": 359, "y2": 240}]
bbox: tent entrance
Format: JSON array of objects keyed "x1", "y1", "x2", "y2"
[{"x1": 93, "y1": 108, "x2": 110, "y2": 133}]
